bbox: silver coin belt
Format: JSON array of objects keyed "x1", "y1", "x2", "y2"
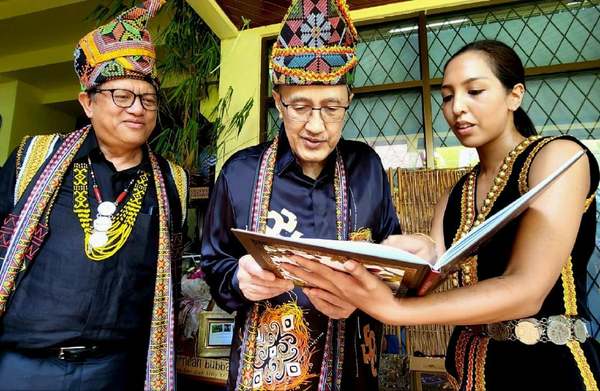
[{"x1": 467, "y1": 315, "x2": 590, "y2": 346}]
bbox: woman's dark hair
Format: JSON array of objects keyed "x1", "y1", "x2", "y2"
[{"x1": 444, "y1": 39, "x2": 537, "y2": 137}]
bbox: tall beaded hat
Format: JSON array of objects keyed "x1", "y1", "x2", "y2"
[
  {"x1": 270, "y1": 0, "x2": 359, "y2": 86},
  {"x1": 74, "y1": 0, "x2": 165, "y2": 91}
]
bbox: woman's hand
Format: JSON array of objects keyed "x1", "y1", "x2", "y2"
[
  {"x1": 282, "y1": 257, "x2": 399, "y2": 324},
  {"x1": 382, "y1": 234, "x2": 438, "y2": 265},
  {"x1": 237, "y1": 254, "x2": 294, "y2": 301}
]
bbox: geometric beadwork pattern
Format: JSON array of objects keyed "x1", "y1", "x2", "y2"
[
  {"x1": 354, "y1": 20, "x2": 421, "y2": 88},
  {"x1": 427, "y1": 0, "x2": 600, "y2": 78}
]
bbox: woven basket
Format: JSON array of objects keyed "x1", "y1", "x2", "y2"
[{"x1": 386, "y1": 167, "x2": 469, "y2": 357}]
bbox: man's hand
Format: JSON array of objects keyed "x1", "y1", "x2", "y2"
[{"x1": 237, "y1": 254, "x2": 294, "y2": 301}]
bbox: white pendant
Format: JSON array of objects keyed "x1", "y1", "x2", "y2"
[
  {"x1": 97, "y1": 201, "x2": 116, "y2": 216},
  {"x1": 89, "y1": 231, "x2": 109, "y2": 249},
  {"x1": 93, "y1": 216, "x2": 112, "y2": 232}
]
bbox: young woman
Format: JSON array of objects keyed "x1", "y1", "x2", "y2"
[{"x1": 282, "y1": 40, "x2": 600, "y2": 389}]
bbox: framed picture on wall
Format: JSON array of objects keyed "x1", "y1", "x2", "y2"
[{"x1": 197, "y1": 310, "x2": 235, "y2": 358}]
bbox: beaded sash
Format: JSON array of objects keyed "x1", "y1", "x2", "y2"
[{"x1": 236, "y1": 136, "x2": 350, "y2": 391}]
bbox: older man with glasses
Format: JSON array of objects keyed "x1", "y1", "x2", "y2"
[
  {"x1": 0, "y1": 1, "x2": 186, "y2": 390},
  {"x1": 200, "y1": 1, "x2": 401, "y2": 390}
]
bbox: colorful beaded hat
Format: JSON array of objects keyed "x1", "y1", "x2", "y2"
[
  {"x1": 270, "y1": 0, "x2": 359, "y2": 86},
  {"x1": 74, "y1": 0, "x2": 165, "y2": 91}
]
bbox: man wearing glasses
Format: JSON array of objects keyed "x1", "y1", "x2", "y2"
[
  {"x1": 201, "y1": 1, "x2": 400, "y2": 389},
  {"x1": 0, "y1": 1, "x2": 185, "y2": 390}
]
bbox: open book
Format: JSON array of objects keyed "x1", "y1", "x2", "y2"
[{"x1": 232, "y1": 150, "x2": 584, "y2": 296}]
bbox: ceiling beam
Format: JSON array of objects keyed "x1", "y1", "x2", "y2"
[
  {"x1": 186, "y1": 0, "x2": 238, "y2": 40},
  {"x1": 0, "y1": 43, "x2": 73, "y2": 74},
  {"x1": 0, "y1": 0, "x2": 87, "y2": 20}
]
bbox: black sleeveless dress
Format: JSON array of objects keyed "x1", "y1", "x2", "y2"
[{"x1": 443, "y1": 135, "x2": 600, "y2": 390}]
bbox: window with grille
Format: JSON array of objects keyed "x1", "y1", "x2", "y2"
[{"x1": 260, "y1": 0, "x2": 600, "y2": 339}]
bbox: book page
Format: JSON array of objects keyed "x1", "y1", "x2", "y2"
[{"x1": 232, "y1": 229, "x2": 432, "y2": 291}]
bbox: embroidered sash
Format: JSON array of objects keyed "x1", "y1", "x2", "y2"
[{"x1": 235, "y1": 135, "x2": 350, "y2": 391}]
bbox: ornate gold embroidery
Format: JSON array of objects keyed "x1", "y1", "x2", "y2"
[
  {"x1": 253, "y1": 302, "x2": 315, "y2": 390},
  {"x1": 349, "y1": 227, "x2": 372, "y2": 242},
  {"x1": 167, "y1": 160, "x2": 188, "y2": 227},
  {"x1": 465, "y1": 336, "x2": 478, "y2": 391},
  {"x1": 451, "y1": 136, "x2": 540, "y2": 287},
  {"x1": 584, "y1": 193, "x2": 596, "y2": 213},
  {"x1": 566, "y1": 340, "x2": 599, "y2": 390},
  {"x1": 454, "y1": 329, "x2": 470, "y2": 388},
  {"x1": 475, "y1": 336, "x2": 489, "y2": 391},
  {"x1": 14, "y1": 136, "x2": 30, "y2": 179},
  {"x1": 15, "y1": 134, "x2": 59, "y2": 202},
  {"x1": 561, "y1": 258, "x2": 599, "y2": 389},
  {"x1": 561, "y1": 256, "x2": 578, "y2": 317},
  {"x1": 447, "y1": 373, "x2": 460, "y2": 391},
  {"x1": 360, "y1": 323, "x2": 377, "y2": 377},
  {"x1": 518, "y1": 137, "x2": 558, "y2": 195}
]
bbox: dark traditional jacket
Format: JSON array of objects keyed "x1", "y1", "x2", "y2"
[{"x1": 201, "y1": 131, "x2": 400, "y2": 390}]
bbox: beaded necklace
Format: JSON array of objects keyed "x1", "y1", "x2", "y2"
[
  {"x1": 451, "y1": 135, "x2": 540, "y2": 287},
  {"x1": 73, "y1": 158, "x2": 149, "y2": 261}
]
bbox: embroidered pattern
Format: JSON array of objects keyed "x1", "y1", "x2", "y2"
[
  {"x1": 474, "y1": 336, "x2": 489, "y2": 391},
  {"x1": 74, "y1": 0, "x2": 165, "y2": 90},
  {"x1": 561, "y1": 256, "x2": 578, "y2": 317},
  {"x1": 167, "y1": 160, "x2": 188, "y2": 227},
  {"x1": 14, "y1": 134, "x2": 60, "y2": 204},
  {"x1": 517, "y1": 136, "x2": 558, "y2": 195},
  {"x1": 270, "y1": 0, "x2": 358, "y2": 86},
  {"x1": 0, "y1": 128, "x2": 87, "y2": 315},
  {"x1": 360, "y1": 323, "x2": 378, "y2": 377},
  {"x1": 144, "y1": 151, "x2": 176, "y2": 391},
  {"x1": 253, "y1": 302, "x2": 314, "y2": 390},
  {"x1": 237, "y1": 136, "x2": 350, "y2": 390}
]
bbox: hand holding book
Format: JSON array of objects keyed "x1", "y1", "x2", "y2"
[{"x1": 232, "y1": 150, "x2": 584, "y2": 297}]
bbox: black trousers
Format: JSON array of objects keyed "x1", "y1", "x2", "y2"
[{"x1": 0, "y1": 349, "x2": 146, "y2": 391}]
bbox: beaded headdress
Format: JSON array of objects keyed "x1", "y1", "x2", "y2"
[
  {"x1": 270, "y1": 0, "x2": 359, "y2": 86},
  {"x1": 74, "y1": 0, "x2": 165, "y2": 91}
]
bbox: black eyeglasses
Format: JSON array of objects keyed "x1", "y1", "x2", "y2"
[
  {"x1": 91, "y1": 88, "x2": 159, "y2": 111},
  {"x1": 280, "y1": 99, "x2": 349, "y2": 123}
]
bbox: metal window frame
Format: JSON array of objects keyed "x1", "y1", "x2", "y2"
[{"x1": 259, "y1": 0, "x2": 600, "y2": 167}]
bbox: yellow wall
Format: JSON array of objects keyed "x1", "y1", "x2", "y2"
[
  {"x1": 0, "y1": 81, "x2": 75, "y2": 164},
  {"x1": 213, "y1": 0, "x2": 495, "y2": 171},
  {"x1": 0, "y1": 81, "x2": 18, "y2": 160}
]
